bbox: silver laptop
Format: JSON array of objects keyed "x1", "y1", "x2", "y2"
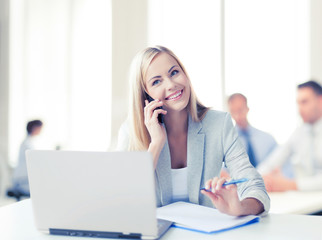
[{"x1": 26, "y1": 150, "x2": 172, "y2": 239}]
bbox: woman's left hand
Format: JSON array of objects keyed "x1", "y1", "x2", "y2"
[
  {"x1": 201, "y1": 177, "x2": 244, "y2": 216},
  {"x1": 201, "y1": 177, "x2": 264, "y2": 216}
]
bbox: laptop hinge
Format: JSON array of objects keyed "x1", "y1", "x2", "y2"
[{"x1": 50, "y1": 228, "x2": 142, "y2": 239}]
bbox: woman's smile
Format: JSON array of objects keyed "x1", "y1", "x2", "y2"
[{"x1": 165, "y1": 89, "x2": 183, "y2": 101}]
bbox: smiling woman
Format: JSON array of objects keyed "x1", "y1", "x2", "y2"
[
  {"x1": 117, "y1": 46, "x2": 270, "y2": 217},
  {"x1": 126, "y1": 46, "x2": 208, "y2": 152},
  {"x1": 145, "y1": 53, "x2": 191, "y2": 113}
]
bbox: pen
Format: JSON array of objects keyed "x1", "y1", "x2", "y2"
[{"x1": 200, "y1": 178, "x2": 249, "y2": 192}]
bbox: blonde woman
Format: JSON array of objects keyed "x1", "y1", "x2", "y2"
[{"x1": 117, "y1": 46, "x2": 269, "y2": 216}]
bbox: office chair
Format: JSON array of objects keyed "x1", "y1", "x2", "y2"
[{"x1": 6, "y1": 188, "x2": 30, "y2": 201}]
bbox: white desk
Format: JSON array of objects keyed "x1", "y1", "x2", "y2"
[
  {"x1": 269, "y1": 191, "x2": 322, "y2": 214},
  {"x1": 1, "y1": 200, "x2": 322, "y2": 240}
]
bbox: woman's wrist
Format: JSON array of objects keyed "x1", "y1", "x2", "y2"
[
  {"x1": 239, "y1": 198, "x2": 264, "y2": 216},
  {"x1": 148, "y1": 140, "x2": 165, "y2": 169},
  {"x1": 148, "y1": 140, "x2": 164, "y2": 153}
]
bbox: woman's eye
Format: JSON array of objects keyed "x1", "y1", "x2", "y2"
[
  {"x1": 152, "y1": 79, "x2": 161, "y2": 86},
  {"x1": 171, "y1": 70, "x2": 179, "y2": 77}
]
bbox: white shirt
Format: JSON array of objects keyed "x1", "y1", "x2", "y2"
[
  {"x1": 258, "y1": 117, "x2": 322, "y2": 191},
  {"x1": 13, "y1": 136, "x2": 37, "y2": 193},
  {"x1": 171, "y1": 167, "x2": 189, "y2": 202}
]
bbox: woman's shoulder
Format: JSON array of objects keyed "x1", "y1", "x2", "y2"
[
  {"x1": 119, "y1": 120, "x2": 129, "y2": 133},
  {"x1": 201, "y1": 109, "x2": 230, "y2": 125},
  {"x1": 116, "y1": 120, "x2": 130, "y2": 151},
  {"x1": 197, "y1": 110, "x2": 232, "y2": 135}
]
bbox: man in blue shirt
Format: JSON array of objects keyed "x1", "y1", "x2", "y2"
[
  {"x1": 228, "y1": 93, "x2": 277, "y2": 167},
  {"x1": 225, "y1": 93, "x2": 293, "y2": 178}
]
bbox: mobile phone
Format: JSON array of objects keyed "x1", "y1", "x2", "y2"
[{"x1": 145, "y1": 92, "x2": 164, "y2": 124}]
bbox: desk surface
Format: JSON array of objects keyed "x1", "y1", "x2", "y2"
[
  {"x1": 1, "y1": 200, "x2": 322, "y2": 240},
  {"x1": 269, "y1": 191, "x2": 322, "y2": 214}
]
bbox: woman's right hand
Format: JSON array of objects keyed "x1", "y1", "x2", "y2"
[
  {"x1": 144, "y1": 99, "x2": 167, "y2": 146},
  {"x1": 144, "y1": 99, "x2": 167, "y2": 168}
]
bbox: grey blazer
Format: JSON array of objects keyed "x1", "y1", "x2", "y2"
[{"x1": 117, "y1": 110, "x2": 270, "y2": 215}]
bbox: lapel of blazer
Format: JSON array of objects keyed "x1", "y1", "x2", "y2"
[
  {"x1": 187, "y1": 115, "x2": 205, "y2": 204},
  {"x1": 155, "y1": 136, "x2": 172, "y2": 206}
]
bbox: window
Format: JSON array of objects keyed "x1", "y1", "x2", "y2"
[
  {"x1": 9, "y1": 0, "x2": 111, "y2": 166},
  {"x1": 225, "y1": 0, "x2": 309, "y2": 143}
]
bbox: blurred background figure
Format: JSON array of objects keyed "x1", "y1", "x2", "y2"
[
  {"x1": 8, "y1": 120, "x2": 43, "y2": 200},
  {"x1": 227, "y1": 93, "x2": 278, "y2": 168},
  {"x1": 258, "y1": 81, "x2": 322, "y2": 192},
  {"x1": 221, "y1": 93, "x2": 288, "y2": 178}
]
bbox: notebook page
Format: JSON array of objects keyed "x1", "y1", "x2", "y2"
[{"x1": 157, "y1": 202, "x2": 259, "y2": 233}]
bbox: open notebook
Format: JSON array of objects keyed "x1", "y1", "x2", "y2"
[{"x1": 157, "y1": 202, "x2": 260, "y2": 234}]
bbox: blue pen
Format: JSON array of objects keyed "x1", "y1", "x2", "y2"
[{"x1": 200, "y1": 178, "x2": 249, "y2": 192}]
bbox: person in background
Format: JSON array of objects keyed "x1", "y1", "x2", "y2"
[
  {"x1": 117, "y1": 45, "x2": 269, "y2": 216},
  {"x1": 227, "y1": 93, "x2": 277, "y2": 168},
  {"x1": 12, "y1": 120, "x2": 43, "y2": 196},
  {"x1": 258, "y1": 80, "x2": 322, "y2": 191}
]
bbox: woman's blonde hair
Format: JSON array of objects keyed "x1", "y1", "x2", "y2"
[{"x1": 128, "y1": 45, "x2": 209, "y2": 150}]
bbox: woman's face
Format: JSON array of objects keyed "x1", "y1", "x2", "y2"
[{"x1": 145, "y1": 52, "x2": 190, "y2": 113}]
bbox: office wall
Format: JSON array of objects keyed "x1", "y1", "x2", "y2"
[
  {"x1": 110, "y1": 0, "x2": 148, "y2": 149},
  {"x1": 310, "y1": 0, "x2": 322, "y2": 82},
  {"x1": 0, "y1": 0, "x2": 10, "y2": 193}
]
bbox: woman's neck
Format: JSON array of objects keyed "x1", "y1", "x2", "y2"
[{"x1": 164, "y1": 109, "x2": 188, "y2": 135}]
